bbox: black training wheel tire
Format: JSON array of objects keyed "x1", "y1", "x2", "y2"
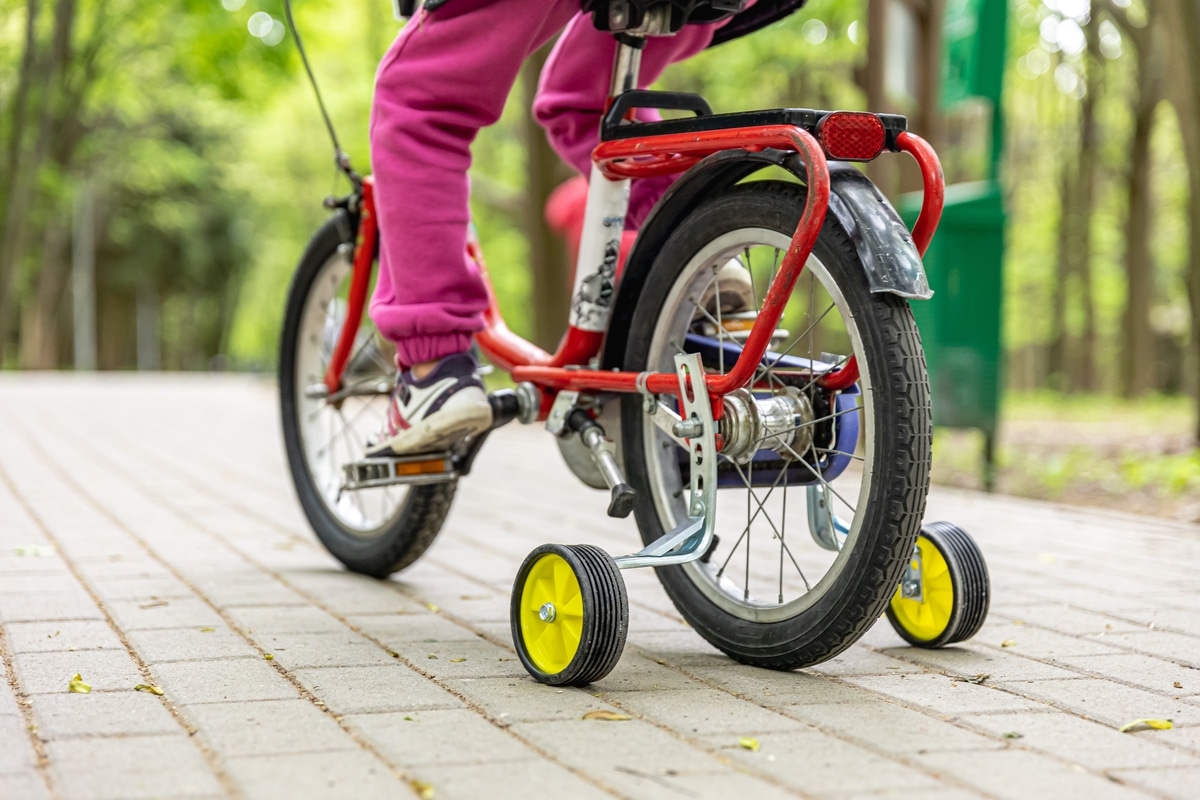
[
  {"x1": 279, "y1": 211, "x2": 455, "y2": 578},
  {"x1": 511, "y1": 544, "x2": 628, "y2": 687},
  {"x1": 886, "y1": 521, "x2": 990, "y2": 648}
]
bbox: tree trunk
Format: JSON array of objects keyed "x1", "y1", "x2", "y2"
[
  {"x1": 520, "y1": 42, "x2": 571, "y2": 352},
  {"x1": 1048, "y1": 162, "x2": 1072, "y2": 392},
  {"x1": 19, "y1": 220, "x2": 70, "y2": 369},
  {"x1": 1071, "y1": 12, "x2": 1102, "y2": 393},
  {"x1": 1164, "y1": 0, "x2": 1200, "y2": 443}
]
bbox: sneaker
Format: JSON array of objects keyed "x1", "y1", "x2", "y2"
[
  {"x1": 697, "y1": 258, "x2": 757, "y2": 318},
  {"x1": 366, "y1": 352, "x2": 492, "y2": 457}
]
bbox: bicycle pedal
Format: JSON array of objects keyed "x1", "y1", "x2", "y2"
[{"x1": 342, "y1": 452, "x2": 457, "y2": 491}]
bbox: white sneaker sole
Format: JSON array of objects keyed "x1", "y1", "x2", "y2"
[{"x1": 368, "y1": 390, "x2": 492, "y2": 457}]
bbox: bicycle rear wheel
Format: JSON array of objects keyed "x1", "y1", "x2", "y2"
[
  {"x1": 621, "y1": 181, "x2": 931, "y2": 669},
  {"x1": 279, "y1": 213, "x2": 454, "y2": 577}
]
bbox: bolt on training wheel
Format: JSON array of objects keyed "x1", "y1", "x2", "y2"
[
  {"x1": 886, "y1": 521, "x2": 990, "y2": 649},
  {"x1": 511, "y1": 544, "x2": 628, "y2": 686}
]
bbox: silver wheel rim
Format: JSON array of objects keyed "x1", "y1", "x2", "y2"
[
  {"x1": 642, "y1": 228, "x2": 875, "y2": 624},
  {"x1": 293, "y1": 250, "x2": 408, "y2": 536}
]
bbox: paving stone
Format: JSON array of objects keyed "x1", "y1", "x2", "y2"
[
  {"x1": 1000, "y1": 606, "x2": 1147, "y2": 638},
  {"x1": 222, "y1": 750, "x2": 411, "y2": 800},
  {"x1": 278, "y1": 570, "x2": 419, "y2": 615},
  {"x1": 256, "y1": 631, "x2": 397, "y2": 669},
  {"x1": 125, "y1": 626, "x2": 259, "y2": 663},
  {"x1": 105, "y1": 598, "x2": 223, "y2": 631},
  {"x1": 190, "y1": 577, "x2": 308, "y2": 608},
  {"x1": 45, "y1": 735, "x2": 222, "y2": 800},
  {"x1": 0, "y1": 679, "x2": 20, "y2": 716},
  {"x1": 290, "y1": 666, "x2": 462, "y2": 715},
  {"x1": 657, "y1": 770, "x2": 803, "y2": 800},
  {"x1": 2, "y1": 620, "x2": 124, "y2": 654},
  {"x1": 624, "y1": 629, "x2": 730, "y2": 666},
  {"x1": 0, "y1": 771, "x2": 51, "y2": 800},
  {"x1": 914, "y1": 748, "x2": 1152, "y2": 800},
  {"x1": 785, "y1": 699, "x2": 1003, "y2": 755},
  {"x1": 1109, "y1": 766, "x2": 1200, "y2": 799},
  {"x1": 0, "y1": 592, "x2": 103, "y2": 624},
  {"x1": 387, "y1": 638, "x2": 526, "y2": 680},
  {"x1": 686, "y1": 666, "x2": 884, "y2": 705},
  {"x1": 708, "y1": 728, "x2": 945, "y2": 795},
  {"x1": 1092, "y1": 630, "x2": 1200, "y2": 669},
  {"x1": 31, "y1": 692, "x2": 180, "y2": 739},
  {"x1": 846, "y1": 673, "x2": 1050, "y2": 715},
  {"x1": 87, "y1": 576, "x2": 194, "y2": 603},
  {"x1": 0, "y1": 715, "x2": 39, "y2": 772},
  {"x1": 1058, "y1": 653, "x2": 1200, "y2": 696},
  {"x1": 604, "y1": 687, "x2": 808, "y2": 735},
  {"x1": 347, "y1": 612, "x2": 481, "y2": 644},
  {"x1": 512, "y1": 718, "x2": 724, "y2": 793},
  {"x1": 13, "y1": 649, "x2": 144, "y2": 694},
  {"x1": 445, "y1": 677, "x2": 625, "y2": 723},
  {"x1": 0, "y1": 575, "x2": 82, "y2": 595},
  {"x1": 972, "y1": 619, "x2": 1124, "y2": 659},
  {"x1": 807, "y1": 645, "x2": 924, "y2": 677},
  {"x1": 152, "y1": 658, "x2": 298, "y2": 705},
  {"x1": 882, "y1": 642, "x2": 1084, "y2": 682},
  {"x1": 408, "y1": 759, "x2": 612, "y2": 800},
  {"x1": 591, "y1": 652, "x2": 706, "y2": 692},
  {"x1": 959, "y1": 710, "x2": 1198, "y2": 770},
  {"x1": 183, "y1": 699, "x2": 358, "y2": 756},
  {"x1": 346, "y1": 708, "x2": 539, "y2": 766},
  {"x1": 225, "y1": 605, "x2": 348, "y2": 635},
  {"x1": 991, "y1": 676, "x2": 1200, "y2": 729}
]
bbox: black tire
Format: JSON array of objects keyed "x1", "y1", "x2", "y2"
[
  {"x1": 279, "y1": 212, "x2": 455, "y2": 578},
  {"x1": 887, "y1": 521, "x2": 991, "y2": 648},
  {"x1": 621, "y1": 181, "x2": 931, "y2": 669},
  {"x1": 511, "y1": 544, "x2": 628, "y2": 686}
]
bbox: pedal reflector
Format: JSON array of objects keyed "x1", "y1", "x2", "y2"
[{"x1": 394, "y1": 458, "x2": 448, "y2": 476}]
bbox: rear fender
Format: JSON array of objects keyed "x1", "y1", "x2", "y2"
[{"x1": 600, "y1": 150, "x2": 931, "y2": 371}]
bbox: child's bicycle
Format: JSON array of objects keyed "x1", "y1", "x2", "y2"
[{"x1": 278, "y1": 0, "x2": 991, "y2": 686}]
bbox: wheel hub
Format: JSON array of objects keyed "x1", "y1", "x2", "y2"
[
  {"x1": 719, "y1": 388, "x2": 815, "y2": 463},
  {"x1": 538, "y1": 602, "x2": 557, "y2": 623}
]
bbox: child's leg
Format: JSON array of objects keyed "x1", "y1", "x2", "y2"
[
  {"x1": 532, "y1": 18, "x2": 720, "y2": 229},
  {"x1": 369, "y1": 0, "x2": 579, "y2": 368}
]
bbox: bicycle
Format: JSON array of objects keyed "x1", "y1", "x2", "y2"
[{"x1": 278, "y1": 0, "x2": 991, "y2": 686}]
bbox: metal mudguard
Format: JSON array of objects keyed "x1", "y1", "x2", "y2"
[{"x1": 601, "y1": 148, "x2": 931, "y2": 370}]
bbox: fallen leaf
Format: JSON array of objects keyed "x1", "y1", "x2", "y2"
[
  {"x1": 409, "y1": 778, "x2": 435, "y2": 799},
  {"x1": 582, "y1": 710, "x2": 632, "y2": 721},
  {"x1": 449, "y1": 658, "x2": 466, "y2": 663},
  {"x1": 963, "y1": 674, "x2": 990, "y2": 685},
  {"x1": 1002, "y1": 731, "x2": 1023, "y2": 739},
  {"x1": 14, "y1": 544, "x2": 56, "y2": 557},
  {"x1": 50, "y1": 630, "x2": 60, "y2": 638},
  {"x1": 134, "y1": 684, "x2": 164, "y2": 696},
  {"x1": 1001, "y1": 639, "x2": 1016, "y2": 648},
  {"x1": 1119, "y1": 719, "x2": 1173, "y2": 733},
  {"x1": 1174, "y1": 682, "x2": 1183, "y2": 689},
  {"x1": 1037, "y1": 553, "x2": 1056, "y2": 564},
  {"x1": 739, "y1": 736, "x2": 760, "y2": 752},
  {"x1": 199, "y1": 627, "x2": 215, "y2": 633},
  {"x1": 404, "y1": 715, "x2": 416, "y2": 721},
  {"x1": 427, "y1": 654, "x2": 438, "y2": 660},
  {"x1": 263, "y1": 654, "x2": 274, "y2": 661},
  {"x1": 139, "y1": 600, "x2": 169, "y2": 609},
  {"x1": 68, "y1": 674, "x2": 91, "y2": 694},
  {"x1": 424, "y1": 602, "x2": 440, "y2": 613}
]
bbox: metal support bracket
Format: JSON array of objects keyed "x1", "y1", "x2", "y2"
[
  {"x1": 900, "y1": 543, "x2": 923, "y2": 601},
  {"x1": 615, "y1": 353, "x2": 717, "y2": 570},
  {"x1": 806, "y1": 484, "x2": 850, "y2": 552}
]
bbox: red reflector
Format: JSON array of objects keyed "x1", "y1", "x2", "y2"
[{"x1": 817, "y1": 112, "x2": 886, "y2": 161}]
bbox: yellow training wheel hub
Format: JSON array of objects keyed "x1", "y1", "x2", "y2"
[
  {"x1": 519, "y1": 553, "x2": 585, "y2": 674},
  {"x1": 889, "y1": 535, "x2": 954, "y2": 642}
]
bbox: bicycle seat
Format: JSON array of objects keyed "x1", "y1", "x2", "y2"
[{"x1": 582, "y1": 0, "x2": 749, "y2": 34}]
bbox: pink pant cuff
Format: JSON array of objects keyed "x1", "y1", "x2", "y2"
[{"x1": 394, "y1": 333, "x2": 476, "y2": 369}]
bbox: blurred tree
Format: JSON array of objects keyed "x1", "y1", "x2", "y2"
[{"x1": 1162, "y1": 0, "x2": 1200, "y2": 441}]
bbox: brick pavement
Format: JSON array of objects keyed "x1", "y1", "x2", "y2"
[{"x1": 0, "y1": 374, "x2": 1198, "y2": 799}]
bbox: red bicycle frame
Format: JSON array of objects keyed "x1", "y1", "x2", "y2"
[{"x1": 323, "y1": 123, "x2": 944, "y2": 423}]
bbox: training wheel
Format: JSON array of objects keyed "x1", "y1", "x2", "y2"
[
  {"x1": 886, "y1": 521, "x2": 990, "y2": 649},
  {"x1": 511, "y1": 543, "x2": 628, "y2": 686}
]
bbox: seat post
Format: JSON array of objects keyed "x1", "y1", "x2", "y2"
[{"x1": 609, "y1": 37, "x2": 644, "y2": 98}]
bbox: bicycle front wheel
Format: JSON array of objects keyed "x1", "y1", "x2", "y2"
[
  {"x1": 621, "y1": 181, "x2": 931, "y2": 669},
  {"x1": 279, "y1": 212, "x2": 454, "y2": 578}
]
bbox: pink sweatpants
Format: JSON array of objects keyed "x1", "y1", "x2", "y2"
[{"x1": 368, "y1": 0, "x2": 721, "y2": 367}]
